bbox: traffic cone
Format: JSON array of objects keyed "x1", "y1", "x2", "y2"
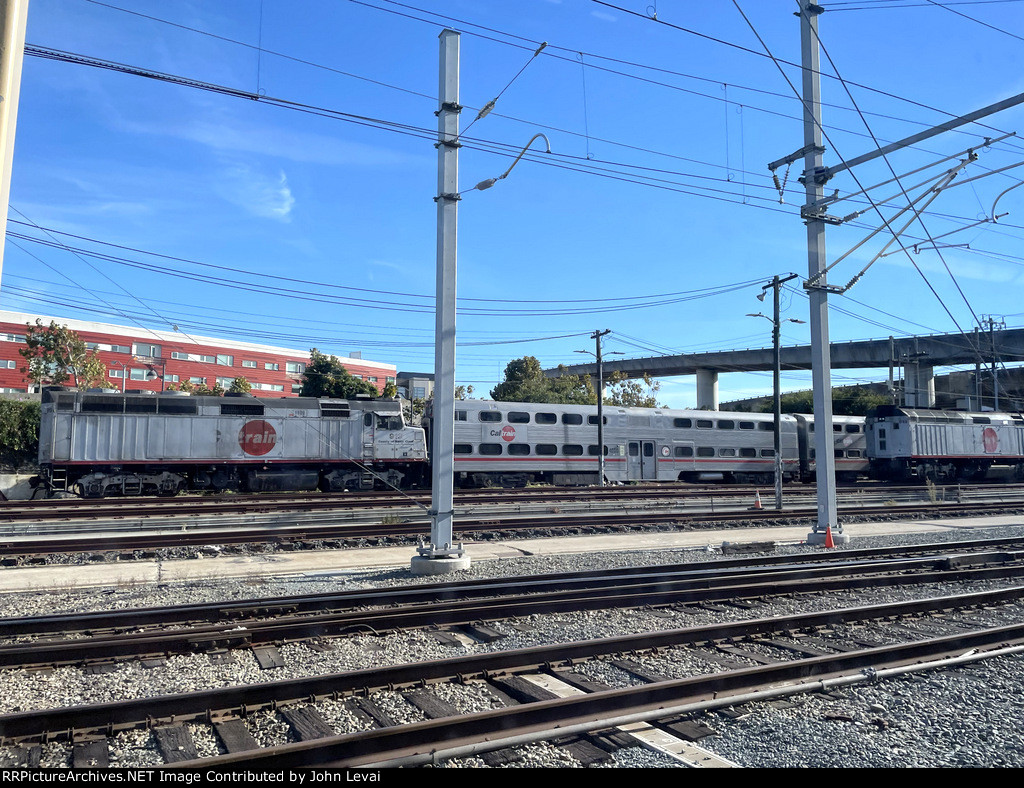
[
  {"x1": 751, "y1": 491, "x2": 762, "y2": 510},
  {"x1": 824, "y1": 525, "x2": 835, "y2": 548}
]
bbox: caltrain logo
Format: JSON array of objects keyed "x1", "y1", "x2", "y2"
[
  {"x1": 500, "y1": 425, "x2": 516, "y2": 442},
  {"x1": 983, "y1": 427, "x2": 999, "y2": 453},
  {"x1": 239, "y1": 420, "x2": 277, "y2": 456}
]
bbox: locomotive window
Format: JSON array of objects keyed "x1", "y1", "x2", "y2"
[
  {"x1": 478, "y1": 443, "x2": 503, "y2": 455},
  {"x1": 739, "y1": 447, "x2": 756, "y2": 458},
  {"x1": 158, "y1": 399, "x2": 197, "y2": 415},
  {"x1": 364, "y1": 414, "x2": 373, "y2": 426},
  {"x1": 221, "y1": 403, "x2": 265, "y2": 416},
  {"x1": 479, "y1": 411, "x2": 502, "y2": 422},
  {"x1": 377, "y1": 416, "x2": 403, "y2": 430},
  {"x1": 588, "y1": 445, "x2": 609, "y2": 456},
  {"x1": 562, "y1": 413, "x2": 583, "y2": 425},
  {"x1": 717, "y1": 420, "x2": 735, "y2": 430},
  {"x1": 719, "y1": 448, "x2": 736, "y2": 457},
  {"x1": 125, "y1": 400, "x2": 158, "y2": 414},
  {"x1": 673, "y1": 418, "x2": 692, "y2": 428},
  {"x1": 696, "y1": 419, "x2": 713, "y2": 429},
  {"x1": 643, "y1": 443, "x2": 654, "y2": 457},
  {"x1": 973, "y1": 417, "x2": 991, "y2": 425},
  {"x1": 454, "y1": 443, "x2": 473, "y2": 454},
  {"x1": 760, "y1": 449, "x2": 775, "y2": 457},
  {"x1": 739, "y1": 422, "x2": 755, "y2": 430},
  {"x1": 507, "y1": 444, "x2": 530, "y2": 455},
  {"x1": 536, "y1": 412, "x2": 557, "y2": 424},
  {"x1": 536, "y1": 444, "x2": 558, "y2": 455},
  {"x1": 697, "y1": 447, "x2": 714, "y2": 457},
  {"x1": 587, "y1": 415, "x2": 607, "y2": 425},
  {"x1": 508, "y1": 412, "x2": 530, "y2": 423},
  {"x1": 674, "y1": 446, "x2": 693, "y2": 457},
  {"x1": 563, "y1": 444, "x2": 584, "y2": 456}
]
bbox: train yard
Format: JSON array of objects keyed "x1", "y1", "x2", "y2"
[{"x1": 0, "y1": 496, "x2": 1023, "y2": 769}]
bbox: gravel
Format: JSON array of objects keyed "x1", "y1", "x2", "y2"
[{"x1": 1, "y1": 522, "x2": 1023, "y2": 768}]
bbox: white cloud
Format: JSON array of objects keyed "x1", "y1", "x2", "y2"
[{"x1": 216, "y1": 166, "x2": 295, "y2": 221}]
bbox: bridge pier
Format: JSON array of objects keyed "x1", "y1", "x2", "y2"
[
  {"x1": 696, "y1": 368, "x2": 719, "y2": 410},
  {"x1": 905, "y1": 364, "x2": 935, "y2": 408}
]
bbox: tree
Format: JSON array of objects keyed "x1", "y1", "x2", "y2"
[
  {"x1": 454, "y1": 384, "x2": 474, "y2": 400},
  {"x1": 19, "y1": 320, "x2": 107, "y2": 389},
  {"x1": 228, "y1": 377, "x2": 252, "y2": 395},
  {"x1": 603, "y1": 371, "x2": 663, "y2": 408},
  {"x1": 382, "y1": 381, "x2": 398, "y2": 399},
  {"x1": 0, "y1": 399, "x2": 39, "y2": 469},
  {"x1": 299, "y1": 349, "x2": 378, "y2": 399},
  {"x1": 761, "y1": 385, "x2": 890, "y2": 417},
  {"x1": 491, "y1": 357, "x2": 594, "y2": 404}
]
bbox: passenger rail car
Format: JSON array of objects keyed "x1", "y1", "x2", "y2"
[
  {"x1": 866, "y1": 405, "x2": 1024, "y2": 482},
  {"x1": 793, "y1": 414, "x2": 869, "y2": 482},
  {"x1": 429, "y1": 401, "x2": 802, "y2": 487},
  {"x1": 38, "y1": 388, "x2": 428, "y2": 498}
]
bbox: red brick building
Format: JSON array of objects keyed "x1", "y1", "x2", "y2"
[{"x1": 0, "y1": 310, "x2": 397, "y2": 397}]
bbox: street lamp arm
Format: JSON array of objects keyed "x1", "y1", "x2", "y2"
[{"x1": 473, "y1": 133, "x2": 551, "y2": 191}]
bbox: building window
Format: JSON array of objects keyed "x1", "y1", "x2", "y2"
[
  {"x1": 108, "y1": 369, "x2": 123, "y2": 379},
  {"x1": 386, "y1": 376, "x2": 396, "y2": 384},
  {"x1": 166, "y1": 374, "x2": 179, "y2": 383},
  {"x1": 242, "y1": 360, "x2": 257, "y2": 368},
  {"x1": 171, "y1": 352, "x2": 190, "y2": 360},
  {"x1": 1, "y1": 334, "x2": 25, "y2": 343},
  {"x1": 367, "y1": 376, "x2": 378, "y2": 383},
  {"x1": 216, "y1": 377, "x2": 234, "y2": 388},
  {"x1": 217, "y1": 355, "x2": 234, "y2": 367},
  {"x1": 133, "y1": 343, "x2": 161, "y2": 358},
  {"x1": 265, "y1": 363, "x2": 279, "y2": 371},
  {"x1": 286, "y1": 361, "x2": 306, "y2": 374},
  {"x1": 291, "y1": 384, "x2": 302, "y2": 394},
  {"x1": 130, "y1": 368, "x2": 147, "y2": 381},
  {"x1": 413, "y1": 386, "x2": 426, "y2": 398},
  {"x1": 189, "y1": 377, "x2": 205, "y2": 385},
  {"x1": 111, "y1": 345, "x2": 130, "y2": 354},
  {"x1": 198, "y1": 355, "x2": 215, "y2": 364},
  {"x1": 0, "y1": 359, "x2": 15, "y2": 369}
]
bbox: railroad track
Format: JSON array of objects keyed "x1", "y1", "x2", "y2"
[
  {"x1": 2, "y1": 585, "x2": 1022, "y2": 768},
  {"x1": 3, "y1": 496, "x2": 1024, "y2": 560}
]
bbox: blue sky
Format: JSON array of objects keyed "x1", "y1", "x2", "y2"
[{"x1": 4, "y1": 0, "x2": 1024, "y2": 408}]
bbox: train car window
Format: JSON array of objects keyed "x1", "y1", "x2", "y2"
[
  {"x1": 697, "y1": 447, "x2": 714, "y2": 457},
  {"x1": 696, "y1": 419, "x2": 713, "y2": 429},
  {"x1": 508, "y1": 412, "x2": 530, "y2": 423},
  {"x1": 158, "y1": 399, "x2": 197, "y2": 415},
  {"x1": 455, "y1": 411, "x2": 467, "y2": 421},
  {"x1": 643, "y1": 443, "x2": 655, "y2": 456},
  {"x1": 454, "y1": 443, "x2": 473, "y2": 454},
  {"x1": 833, "y1": 424, "x2": 843, "y2": 432},
  {"x1": 588, "y1": 445, "x2": 609, "y2": 456},
  {"x1": 479, "y1": 411, "x2": 502, "y2": 422},
  {"x1": 835, "y1": 450, "x2": 845, "y2": 458},
  {"x1": 719, "y1": 448, "x2": 736, "y2": 457},
  {"x1": 761, "y1": 448, "x2": 775, "y2": 457},
  {"x1": 587, "y1": 415, "x2": 607, "y2": 425},
  {"x1": 846, "y1": 424, "x2": 861, "y2": 433},
  {"x1": 562, "y1": 413, "x2": 583, "y2": 425},
  {"x1": 739, "y1": 447, "x2": 756, "y2": 458},
  {"x1": 739, "y1": 422, "x2": 755, "y2": 430},
  {"x1": 717, "y1": 420, "x2": 735, "y2": 430},
  {"x1": 759, "y1": 422, "x2": 774, "y2": 431},
  {"x1": 673, "y1": 418, "x2": 692, "y2": 428},
  {"x1": 478, "y1": 443, "x2": 503, "y2": 455},
  {"x1": 629, "y1": 443, "x2": 640, "y2": 456},
  {"x1": 536, "y1": 444, "x2": 558, "y2": 455},
  {"x1": 508, "y1": 444, "x2": 530, "y2": 455},
  {"x1": 221, "y1": 403, "x2": 265, "y2": 416},
  {"x1": 563, "y1": 444, "x2": 584, "y2": 456},
  {"x1": 536, "y1": 413, "x2": 557, "y2": 424},
  {"x1": 125, "y1": 400, "x2": 158, "y2": 414},
  {"x1": 81, "y1": 397, "x2": 124, "y2": 413},
  {"x1": 674, "y1": 446, "x2": 693, "y2": 457},
  {"x1": 847, "y1": 450, "x2": 862, "y2": 457}
]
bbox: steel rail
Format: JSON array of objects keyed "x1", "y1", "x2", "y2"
[{"x1": 1, "y1": 586, "x2": 1021, "y2": 748}]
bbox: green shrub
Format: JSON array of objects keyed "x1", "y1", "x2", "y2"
[{"x1": 0, "y1": 400, "x2": 39, "y2": 469}]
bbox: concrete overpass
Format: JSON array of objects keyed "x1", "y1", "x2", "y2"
[{"x1": 545, "y1": 328, "x2": 1024, "y2": 410}]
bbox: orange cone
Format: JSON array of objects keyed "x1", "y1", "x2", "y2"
[
  {"x1": 751, "y1": 491, "x2": 762, "y2": 510},
  {"x1": 824, "y1": 525, "x2": 835, "y2": 548}
]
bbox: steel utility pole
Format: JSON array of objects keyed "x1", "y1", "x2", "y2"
[
  {"x1": 767, "y1": 275, "x2": 800, "y2": 510},
  {"x1": 593, "y1": 329, "x2": 610, "y2": 486},
  {"x1": 799, "y1": 4, "x2": 840, "y2": 544},
  {"x1": 0, "y1": 0, "x2": 28, "y2": 292},
  {"x1": 414, "y1": 28, "x2": 469, "y2": 575},
  {"x1": 982, "y1": 315, "x2": 1005, "y2": 410}
]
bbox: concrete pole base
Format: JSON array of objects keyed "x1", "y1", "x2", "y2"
[
  {"x1": 806, "y1": 530, "x2": 851, "y2": 546},
  {"x1": 410, "y1": 554, "x2": 472, "y2": 576}
]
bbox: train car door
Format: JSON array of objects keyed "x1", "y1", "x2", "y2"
[
  {"x1": 627, "y1": 440, "x2": 657, "y2": 480},
  {"x1": 362, "y1": 412, "x2": 376, "y2": 461}
]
